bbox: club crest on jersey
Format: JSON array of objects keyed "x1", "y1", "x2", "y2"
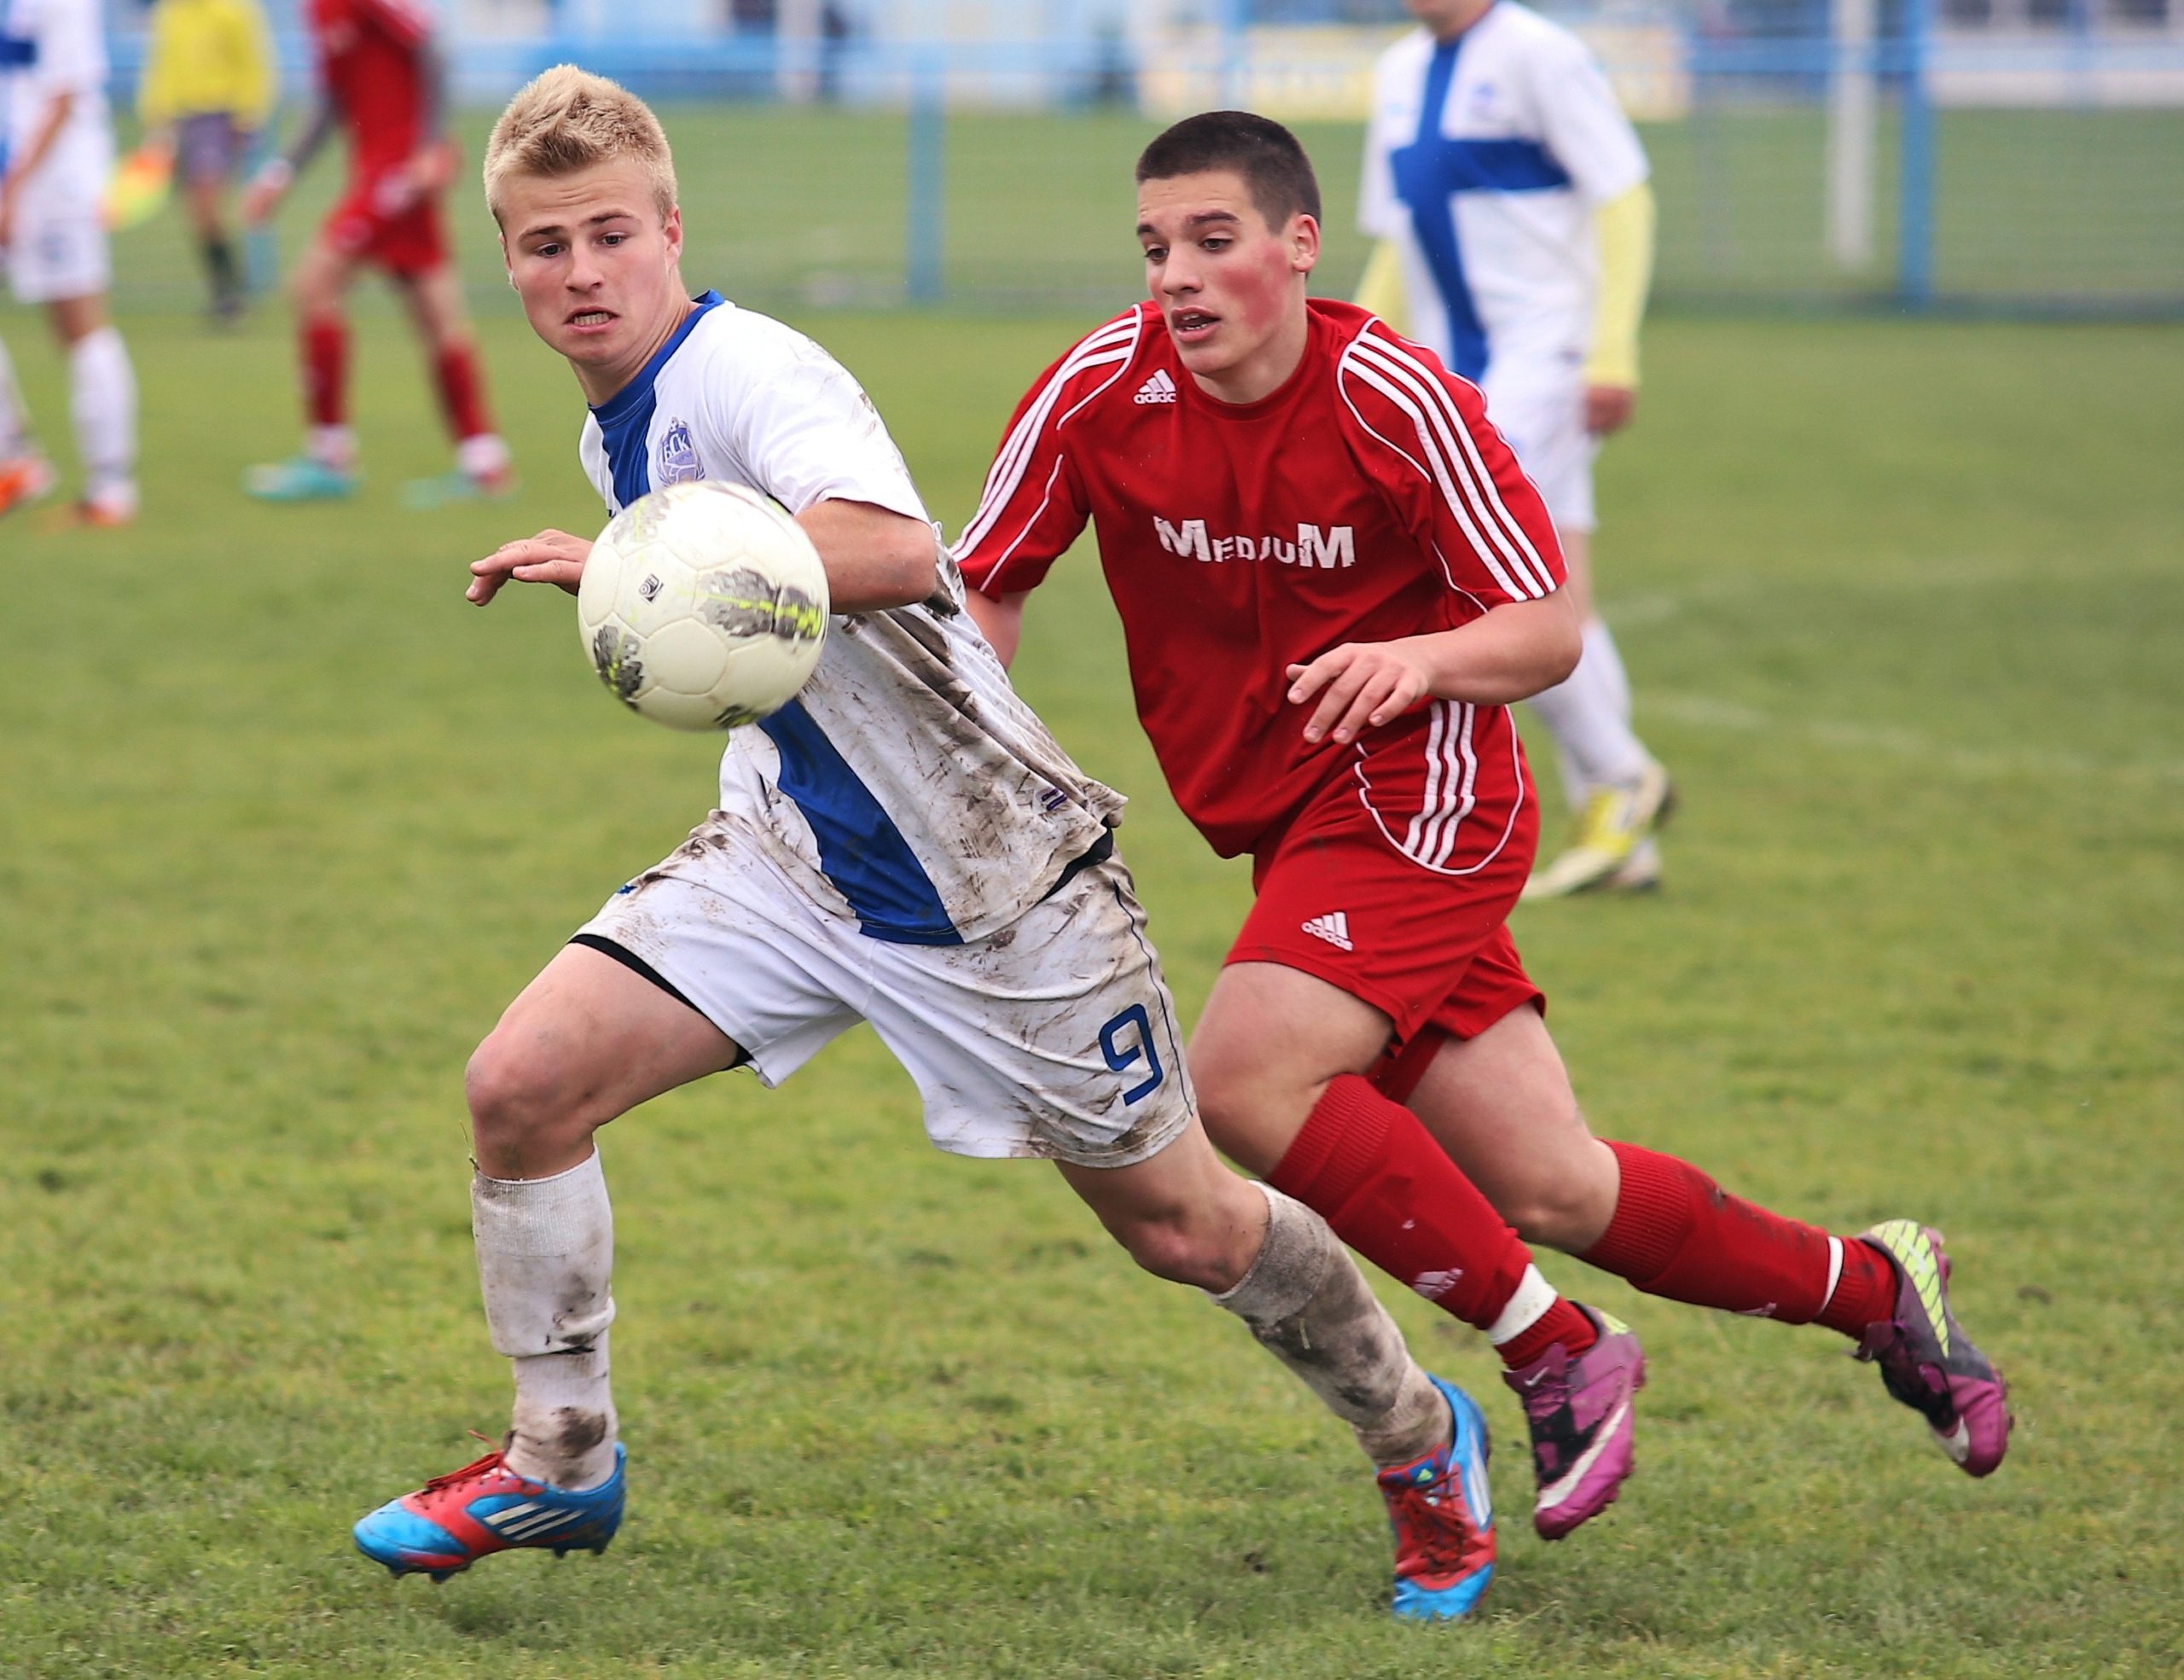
[
  {"x1": 657, "y1": 419, "x2": 701, "y2": 485},
  {"x1": 1153, "y1": 517, "x2": 1355, "y2": 569}
]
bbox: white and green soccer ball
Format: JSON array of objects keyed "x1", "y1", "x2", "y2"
[{"x1": 577, "y1": 481, "x2": 830, "y2": 731}]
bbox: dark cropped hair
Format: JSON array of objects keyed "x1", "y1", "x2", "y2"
[{"x1": 1135, "y1": 110, "x2": 1322, "y2": 231}]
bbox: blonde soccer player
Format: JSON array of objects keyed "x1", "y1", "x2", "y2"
[{"x1": 348, "y1": 67, "x2": 1506, "y2": 1622}]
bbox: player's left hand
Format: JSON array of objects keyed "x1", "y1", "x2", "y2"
[
  {"x1": 1585, "y1": 383, "x2": 1636, "y2": 436},
  {"x1": 468, "y1": 529, "x2": 591, "y2": 604},
  {"x1": 1286, "y1": 640, "x2": 1434, "y2": 747},
  {"x1": 0, "y1": 182, "x2": 16, "y2": 252}
]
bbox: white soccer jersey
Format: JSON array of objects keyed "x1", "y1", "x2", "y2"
[
  {"x1": 1360, "y1": 2, "x2": 1647, "y2": 382},
  {"x1": 578, "y1": 293, "x2": 1125, "y2": 947},
  {"x1": 0, "y1": 0, "x2": 111, "y2": 190}
]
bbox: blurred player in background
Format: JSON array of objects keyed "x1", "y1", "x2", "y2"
[
  {"x1": 961, "y1": 112, "x2": 2011, "y2": 1505},
  {"x1": 240, "y1": 0, "x2": 508, "y2": 503},
  {"x1": 0, "y1": 0, "x2": 140, "y2": 526},
  {"x1": 350, "y1": 69, "x2": 1504, "y2": 1623},
  {"x1": 1357, "y1": 0, "x2": 1668, "y2": 898},
  {"x1": 137, "y1": 0, "x2": 276, "y2": 323}
]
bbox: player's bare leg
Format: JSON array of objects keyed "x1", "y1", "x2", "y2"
[
  {"x1": 1522, "y1": 528, "x2": 1672, "y2": 898},
  {"x1": 1188, "y1": 962, "x2": 1643, "y2": 1538},
  {"x1": 352, "y1": 944, "x2": 741, "y2": 1579},
  {"x1": 247, "y1": 235, "x2": 363, "y2": 500},
  {"x1": 394, "y1": 262, "x2": 512, "y2": 506},
  {"x1": 42, "y1": 293, "x2": 136, "y2": 526},
  {"x1": 1403, "y1": 1009, "x2": 2012, "y2": 1474},
  {"x1": 1059, "y1": 1123, "x2": 1496, "y2": 1619}
]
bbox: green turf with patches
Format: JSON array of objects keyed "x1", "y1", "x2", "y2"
[{"x1": 1, "y1": 298, "x2": 2178, "y2": 1677}]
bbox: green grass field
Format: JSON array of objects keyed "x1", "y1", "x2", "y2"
[{"x1": 3, "y1": 273, "x2": 2181, "y2": 1676}]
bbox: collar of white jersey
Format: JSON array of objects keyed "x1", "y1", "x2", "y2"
[{"x1": 590, "y1": 290, "x2": 726, "y2": 426}]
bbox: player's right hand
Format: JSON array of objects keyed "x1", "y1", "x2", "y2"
[
  {"x1": 468, "y1": 529, "x2": 591, "y2": 605},
  {"x1": 241, "y1": 160, "x2": 293, "y2": 226}
]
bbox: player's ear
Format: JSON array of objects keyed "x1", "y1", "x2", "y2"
[
  {"x1": 663, "y1": 204, "x2": 684, "y2": 263},
  {"x1": 1290, "y1": 212, "x2": 1321, "y2": 276}
]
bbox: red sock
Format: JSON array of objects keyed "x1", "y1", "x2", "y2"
[
  {"x1": 1268, "y1": 1074, "x2": 1595, "y2": 1368},
  {"x1": 303, "y1": 317, "x2": 347, "y2": 428},
  {"x1": 432, "y1": 344, "x2": 493, "y2": 442},
  {"x1": 1581, "y1": 1142, "x2": 1896, "y2": 1338}
]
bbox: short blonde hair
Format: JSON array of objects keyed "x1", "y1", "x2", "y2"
[{"x1": 484, "y1": 65, "x2": 678, "y2": 225}]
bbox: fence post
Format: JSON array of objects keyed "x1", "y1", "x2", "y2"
[
  {"x1": 1896, "y1": 0, "x2": 1936, "y2": 306},
  {"x1": 1826, "y1": 0, "x2": 1877, "y2": 270},
  {"x1": 906, "y1": 52, "x2": 945, "y2": 305},
  {"x1": 1217, "y1": 0, "x2": 1247, "y2": 109}
]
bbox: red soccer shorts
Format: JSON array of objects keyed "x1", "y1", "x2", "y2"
[
  {"x1": 324, "y1": 175, "x2": 448, "y2": 276},
  {"x1": 1227, "y1": 743, "x2": 1545, "y2": 1092}
]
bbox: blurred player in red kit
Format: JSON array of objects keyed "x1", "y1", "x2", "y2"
[
  {"x1": 240, "y1": 0, "x2": 508, "y2": 504},
  {"x1": 957, "y1": 113, "x2": 2012, "y2": 1522}
]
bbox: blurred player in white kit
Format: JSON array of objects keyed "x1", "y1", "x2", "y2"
[
  {"x1": 0, "y1": 0, "x2": 139, "y2": 525},
  {"x1": 348, "y1": 67, "x2": 1502, "y2": 1622},
  {"x1": 1357, "y1": 0, "x2": 1664, "y2": 897}
]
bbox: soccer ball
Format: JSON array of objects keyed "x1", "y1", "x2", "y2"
[{"x1": 577, "y1": 481, "x2": 830, "y2": 730}]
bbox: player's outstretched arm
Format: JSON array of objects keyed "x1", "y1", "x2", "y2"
[
  {"x1": 242, "y1": 100, "x2": 334, "y2": 224},
  {"x1": 1286, "y1": 591, "x2": 1583, "y2": 746},
  {"x1": 468, "y1": 530, "x2": 591, "y2": 605},
  {"x1": 794, "y1": 498, "x2": 937, "y2": 613}
]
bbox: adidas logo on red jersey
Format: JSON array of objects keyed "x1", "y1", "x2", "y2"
[
  {"x1": 1134, "y1": 369, "x2": 1178, "y2": 405},
  {"x1": 1302, "y1": 911, "x2": 1353, "y2": 951}
]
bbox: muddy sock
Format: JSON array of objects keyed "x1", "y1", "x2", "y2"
[
  {"x1": 473, "y1": 1153, "x2": 620, "y2": 1489},
  {"x1": 1211, "y1": 1183, "x2": 1449, "y2": 1468}
]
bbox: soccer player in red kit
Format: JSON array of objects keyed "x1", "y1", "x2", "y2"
[
  {"x1": 957, "y1": 112, "x2": 2012, "y2": 1523},
  {"x1": 239, "y1": 0, "x2": 508, "y2": 504}
]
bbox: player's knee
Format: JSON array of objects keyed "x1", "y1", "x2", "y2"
[
  {"x1": 1496, "y1": 1165, "x2": 1617, "y2": 1253},
  {"x1": 1108, "y1": 1211, "x2": 1241, "y2": 1293},
  {"x1": 464, "y1": 1033, "x2": 590, "y2": 1159}
]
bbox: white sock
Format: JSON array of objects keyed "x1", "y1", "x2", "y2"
[
  {"x1": 456, "y1": 432, "x2": 509, "y2": 480},
  {"x1": 1527, "y1": 616, "x2": 1651, "y2": 797},
  {"x1": 1211, "y1": 1183, "x2": 1449, "y2": 1468},
  {"x1": 68, "y1": 327, "x2": 136, "y2": 505},
  {"x1": 307, "y1": 424, "x2": 357, "y2": 469},
  {"x1": 473, "y1": 1153, "x2": 621, "y2": 1490},
  {"x1": 0, "y1": 334, "x2": 29, "y2": 456}
]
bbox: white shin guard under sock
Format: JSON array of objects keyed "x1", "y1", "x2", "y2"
[
  {"x1": 0, "y1": 334, "x2": 28, "y2": 456},
  {"x1": 68, "y1": 327, "x2": 136, "y2": 504},
  {"x1": 1527, "y1": 616, "x2": 1651, "y2": 802},
  {"x1": 1210, "y1": 1183, "x2": 1449, "y2": 1468},
  {"x1": 473, "y1": 1152, "x2": 620, "y2": 1490}
]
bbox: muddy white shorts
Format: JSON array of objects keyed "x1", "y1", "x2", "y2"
[
  {"x1": 573, "y1": 817, "x2": 1194, "y2": 1168},
  {"x1": 1481, "y1": 359, "x2": 1595, "y2": 535}
]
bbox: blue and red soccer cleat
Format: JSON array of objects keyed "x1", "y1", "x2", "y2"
[
  {"x1": 1377, "y1": 1375, "x2": 1496, "y2": 1620},
  {"x1": 1856, "y1": 1220, "x2": 2013, "y2": 1477},
  {"x1": 353, "y1": 1439, "x2": 625, "y2": 1581},
  {"x1": 1501, "y1": 1304, "x2": 1645, "y2": 1540}
]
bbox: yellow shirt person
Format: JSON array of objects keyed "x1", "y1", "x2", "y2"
[{"x1": 137, "y1": 0, "x2": 276, "y2": 319}]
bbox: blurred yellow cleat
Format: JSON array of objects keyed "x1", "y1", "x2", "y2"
[{"x1": 1524, "y1": 760, "x2": 1674, "y2": 900}]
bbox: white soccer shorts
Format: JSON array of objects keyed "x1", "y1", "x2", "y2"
[
  {"x1": 1481, "y1": 360, "x2": 1596, "y2": 536},
  {"x1": 6, "y1": 167, "x2": 112, "y2": 305},
  {"x1": 573, "y1": 819, "x2": 1195, "y2": 1168}
]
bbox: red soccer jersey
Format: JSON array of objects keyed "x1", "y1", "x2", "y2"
[
  {"x1": 311, "y1": 0, "x2": 430, "y2": 176},
  {"x1": 957, "y1": 298, "x2": 1568, "y2": 866}
]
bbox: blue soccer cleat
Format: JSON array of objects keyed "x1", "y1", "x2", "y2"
[
  {"x1": 1377, "y1": 1375, "x2": 1496, "y2": 1620},
  {"x1": 243, "y1": 455, "x2": 357, "y2": 502},
  {"x1": 353, "y1": 1439, "x2": 625, "y2": 1582}
]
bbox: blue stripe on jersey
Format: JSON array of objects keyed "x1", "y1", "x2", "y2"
[
  {"x1": 1389, "y1": 40, "x2": 1575, "y2": 383},
  {"x1": 590, "y1": 290, "x2": 724, "y2": 512},
  {"x1": 756, "y1": 700, "x2": 961, "y2": 946},
  {"x1": 0, "y1": 34, "x2": 34, "y2": 67}
]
